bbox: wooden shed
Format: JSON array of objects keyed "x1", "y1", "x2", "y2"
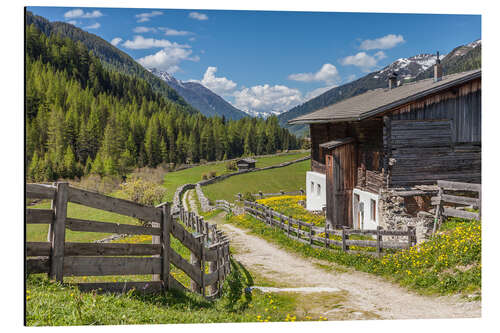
[
  {"x1": 289, "y1": 66, "x2": 481, "y2": 229},
  {"x1": 236, "y1": 158, "x2": 256, "y2": 171}
]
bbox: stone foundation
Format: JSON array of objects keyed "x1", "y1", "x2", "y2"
[{"x1": 379, "y1": 189, "x2": 435, "y2": 243}]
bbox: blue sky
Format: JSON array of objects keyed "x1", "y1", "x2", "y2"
[{"x1": 28, "y1": 6, "x2": 481, "y2": 115}]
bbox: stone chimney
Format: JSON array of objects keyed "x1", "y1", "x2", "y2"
[
  {"x1": 388, "y1": 72, "x2": 398, "y2": 90},
  {"x1": 433, "y1": 51, "x2": 443, "y2": 82}
]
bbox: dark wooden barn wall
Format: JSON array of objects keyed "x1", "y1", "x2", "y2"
[
  {"x1": 391, "y1": 79, "x2": 481, "y2": 144},
  {"x1": 388, "y1": 120, "x2": 481, "y2": 187}
]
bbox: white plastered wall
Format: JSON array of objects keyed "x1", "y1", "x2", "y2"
[
  {"x1": 352, "y1": 188, "x2": 379, "y2": 230},
  {"x1": 306, "y1": 171, "x2": 326, "y2": 211}
]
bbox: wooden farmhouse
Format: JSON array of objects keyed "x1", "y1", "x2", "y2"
[
  {"x1": 289, "y1": 64, "x2": 481, "y2": 230},
  {"x1": 236, "y1": 158, "x2": 256, "y2": 171}
]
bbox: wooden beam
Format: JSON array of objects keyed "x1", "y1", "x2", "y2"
[
  {"x1": 63, "y1": 257, "x2": 162, "y2": 276},
  {"x1": 65, "y1": 218, "x2": 161, "y2": 236},
  {"x1": 26, "y1": 209, "x2": 54, "y2": 224},
  {"x1": 437, "y1": 180, "x2": 481, "y2": 192},
  {"x1": 67, "y1": 186, "x2": 162, "y2": 223},
  {"x1": 26, "y1": 183, "x2": 56, "y2": 199},
  {"x1": 442, "y1": 207, "x2": 480, "y2": 220},
  {"x1": 27, "y1": 258, "x2": 50, "y2": 274}
]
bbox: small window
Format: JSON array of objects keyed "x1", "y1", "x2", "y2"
[
  {"x1": 317, "y1": 184, "x2": 321, "y2": 196},
  {"x1": 370, "y1": 199, "x2": 376, "y2": 221},
  {"x1": 311, "y1": 181, "x2": 315, "y2": 193}
]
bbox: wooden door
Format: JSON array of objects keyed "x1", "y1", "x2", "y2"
[{"x1": 325, "y1": 141, "x2": 357, "y2": 228}]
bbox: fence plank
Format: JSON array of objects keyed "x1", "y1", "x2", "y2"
[
  {"x1": 63, "y1": 257, "x2": 162, "y2": 276},
  {"x1": 77, "y1": 281, "x2": 163, "y2": 294},
  {"x1": 437, "y1": 180, "x2": 481, "y2": 192},
  {"x1": 27, "y1": 258, "x2": 50, "y2": 274},
  {"x1": 169, "y1": 247, "x2": 202, "y2": 287},
  {"x1": 170, "y1": 219, "x2": 202, "y2": 255},
  {"x1": 64, "y1": 243, "x2": 161, "y2": 256},
  {"x1": 27, "y1": 242, "x2": 51, "y2": 256},
  {"x1": 67, "y1": 186, "x2": 162, "y2": 223},
  {"x1": 442, "y1": 207, "x2": 480, "y2": 220},
  {"x1": 26, "y1": 183, "x2": 56, "y2": 199},
  {"x1": 26, "y1": 209, "x2": 54, "y2": 224},
  {"x1": 50, "y1": 182, "x2": 68, "y2": 282},
  {"x1": 438, "y1": 194, "x2": 480, "y2": 207},
  {"x1": 65, "y1": 218, "x2": 161, "y2": 236}
]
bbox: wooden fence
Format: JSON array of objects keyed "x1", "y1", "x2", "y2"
[
  {"x1": 235, "y1": 189, "x2": 305, "y2": 201},
  {"x1": 243, "y1": 200, "x2": 415, "y2": 257},
  {"x1": 26, "y1": 182, "x2": 230, "y2": 298},
  {"x1": 431, "y1": 180, "x2": 481, "y2": 233}
]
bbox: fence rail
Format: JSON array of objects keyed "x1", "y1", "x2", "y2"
[
  {"x1": 243, "y1": 200, "x2": 416, "y2": 257},
  {"x1": 432, "y1": 180, "x2": 481, "y2": 233},
  {"x1": 25, "y1": 182, "x2": 231, "y2": 298}
]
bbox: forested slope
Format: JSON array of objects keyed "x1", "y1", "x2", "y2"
[{"x1": 25, "y1": 24, "x2": 299, "y2": 182}]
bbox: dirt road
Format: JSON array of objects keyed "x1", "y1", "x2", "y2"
[{"x1": 211, "y1": 213, "x2": 480, "y2": 320}]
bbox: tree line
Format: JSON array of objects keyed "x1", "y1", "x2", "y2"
[{"x1": 26, "y1": 24, "x2": 300, "y2": 182}]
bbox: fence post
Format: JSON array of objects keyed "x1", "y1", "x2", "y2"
[
  {"x1": 46, "y1": 182, "x2": 57, "y2": 243},
  {"x1": 161, "y1": 203, "x2": 171, "y2": 290},
  {"x1": 432, "y1": 187, "x2": 443, "y2": 234},
  {"x1": 342, "y1": 227, "x2": 349, "y2": 252},
  {"x1": 280, "y1": 190, "x2": 284, "y2": 195},
  {"x1": 324, "y1": 224, "x2": 329, "y2": 248},
  {"x1": 376, "y1": 226, "x2": 382, "y2": 258},
  {"x1": 238, "y1": 193, "x2": 242, "y2": 202},
  {"x1": 259, "y1": 191, "x2": 263, "y2": 199},
  {"x1": 407, "y1": 226, "x2": 415, "y2": 249},
  {"x1": 300, "y1": 188, "x2": 304, "y2": 195},
  {"x1": 287, "y1": 216, "x2": 291, "y2": 238},
  {"x1": 49, "y1": 182, "x2": 68, "y2": 283},
  {"x1": 309, "y1": 224, "x2": 313, "y2": 245}
]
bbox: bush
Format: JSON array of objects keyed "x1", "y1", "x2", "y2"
[
  {"x1": 201, "y1": 173, "x2": 208, "y2": 180},
  {"x1": 120, "y1": 176, "x2": 167, "y2": 207},
  {"x1": 73, "y1": 174, "x2": 122, "y2": 194},
  {"x1": 225, "y1": 161, "x2": 237, "y2": 172},
  {"x1": 242, "y1": 192, "x2": 255, "y2": 202},
  {"x1": 208, "y1": 170, "x2": 217, "y2": 178}
]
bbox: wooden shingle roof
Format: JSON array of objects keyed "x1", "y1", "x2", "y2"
[{"x1": 288, "y1": 69, "x2": 481, "y2": 125}]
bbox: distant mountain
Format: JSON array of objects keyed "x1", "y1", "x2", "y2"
[
  {"x1": 25, "y1": 11, "x2": 197, "y2": 114},
  {"x1": 149, "y1": 68, "x2": 248, "y2": 120},
  {"x1": 278, "y1": 39, "x2": 481, "y2": 136}
]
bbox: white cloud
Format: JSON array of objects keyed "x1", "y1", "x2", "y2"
[
  {"x1": 191, "y1": 67, "x2": 237, "y2": 95},
  {"x1": 162, "y1": 28, "x2": 191, "y2": 36},
  {"x1": 360, "y1": 34, "x2": 405, "y2": 50},
  {"x1": 110, "y1": 37, "x2": 123, "y2": 46},
  {"x1": 189, "y1": 12, "x2": 208, "y2": 20},
  {"x1": 137, "y1": 46, "x2": 199, "y2": 73},
  {"x1": 288, "y1": 63, "x2": 341, "y2": 85},
  {"x1": 189, "y1": 37, "x2": 196, "y2": 42},
  {"x1": 64, "y1": 9, "x2": 103, "y2": 19},
  {"x1": 135, "y1": 11, "x2": 163, "y2": 23},
  {"x1": 374, "y1": 51, "x2": 387, "y2": 60},
  {"x1": 305, "y1": 85, "x2": 337, "y2": 100},
  {"x1": 67, "y1": 20, "x2": 78, "y2": 25},
  {"x1": 122, "y1": 36, "x2": 189, "y2": 50},
  {"x1": 133, "y1": 26, "x2": 157, "y2": 33},
  {"x1": 83, "y1": 22, "x2": 101, "y2": 30},
  {"x1": 233, "y1": 84, "x2": 303, "y2": 114},
  {"x1": 340, "y1": 52, "x2": 382, "y2": 72}
]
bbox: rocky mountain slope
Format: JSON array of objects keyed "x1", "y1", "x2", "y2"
[{"x1": 149, "y1": 68, "x2": 248, "y2": 120}]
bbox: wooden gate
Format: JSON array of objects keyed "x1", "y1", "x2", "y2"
[{"x1": 324, "y1": 138, "x2": 357, "y2": 228}]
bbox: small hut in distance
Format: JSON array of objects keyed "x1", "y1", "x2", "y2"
[{"x1": 236, "y1": 158, "x2": 256, "y2": 171}]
